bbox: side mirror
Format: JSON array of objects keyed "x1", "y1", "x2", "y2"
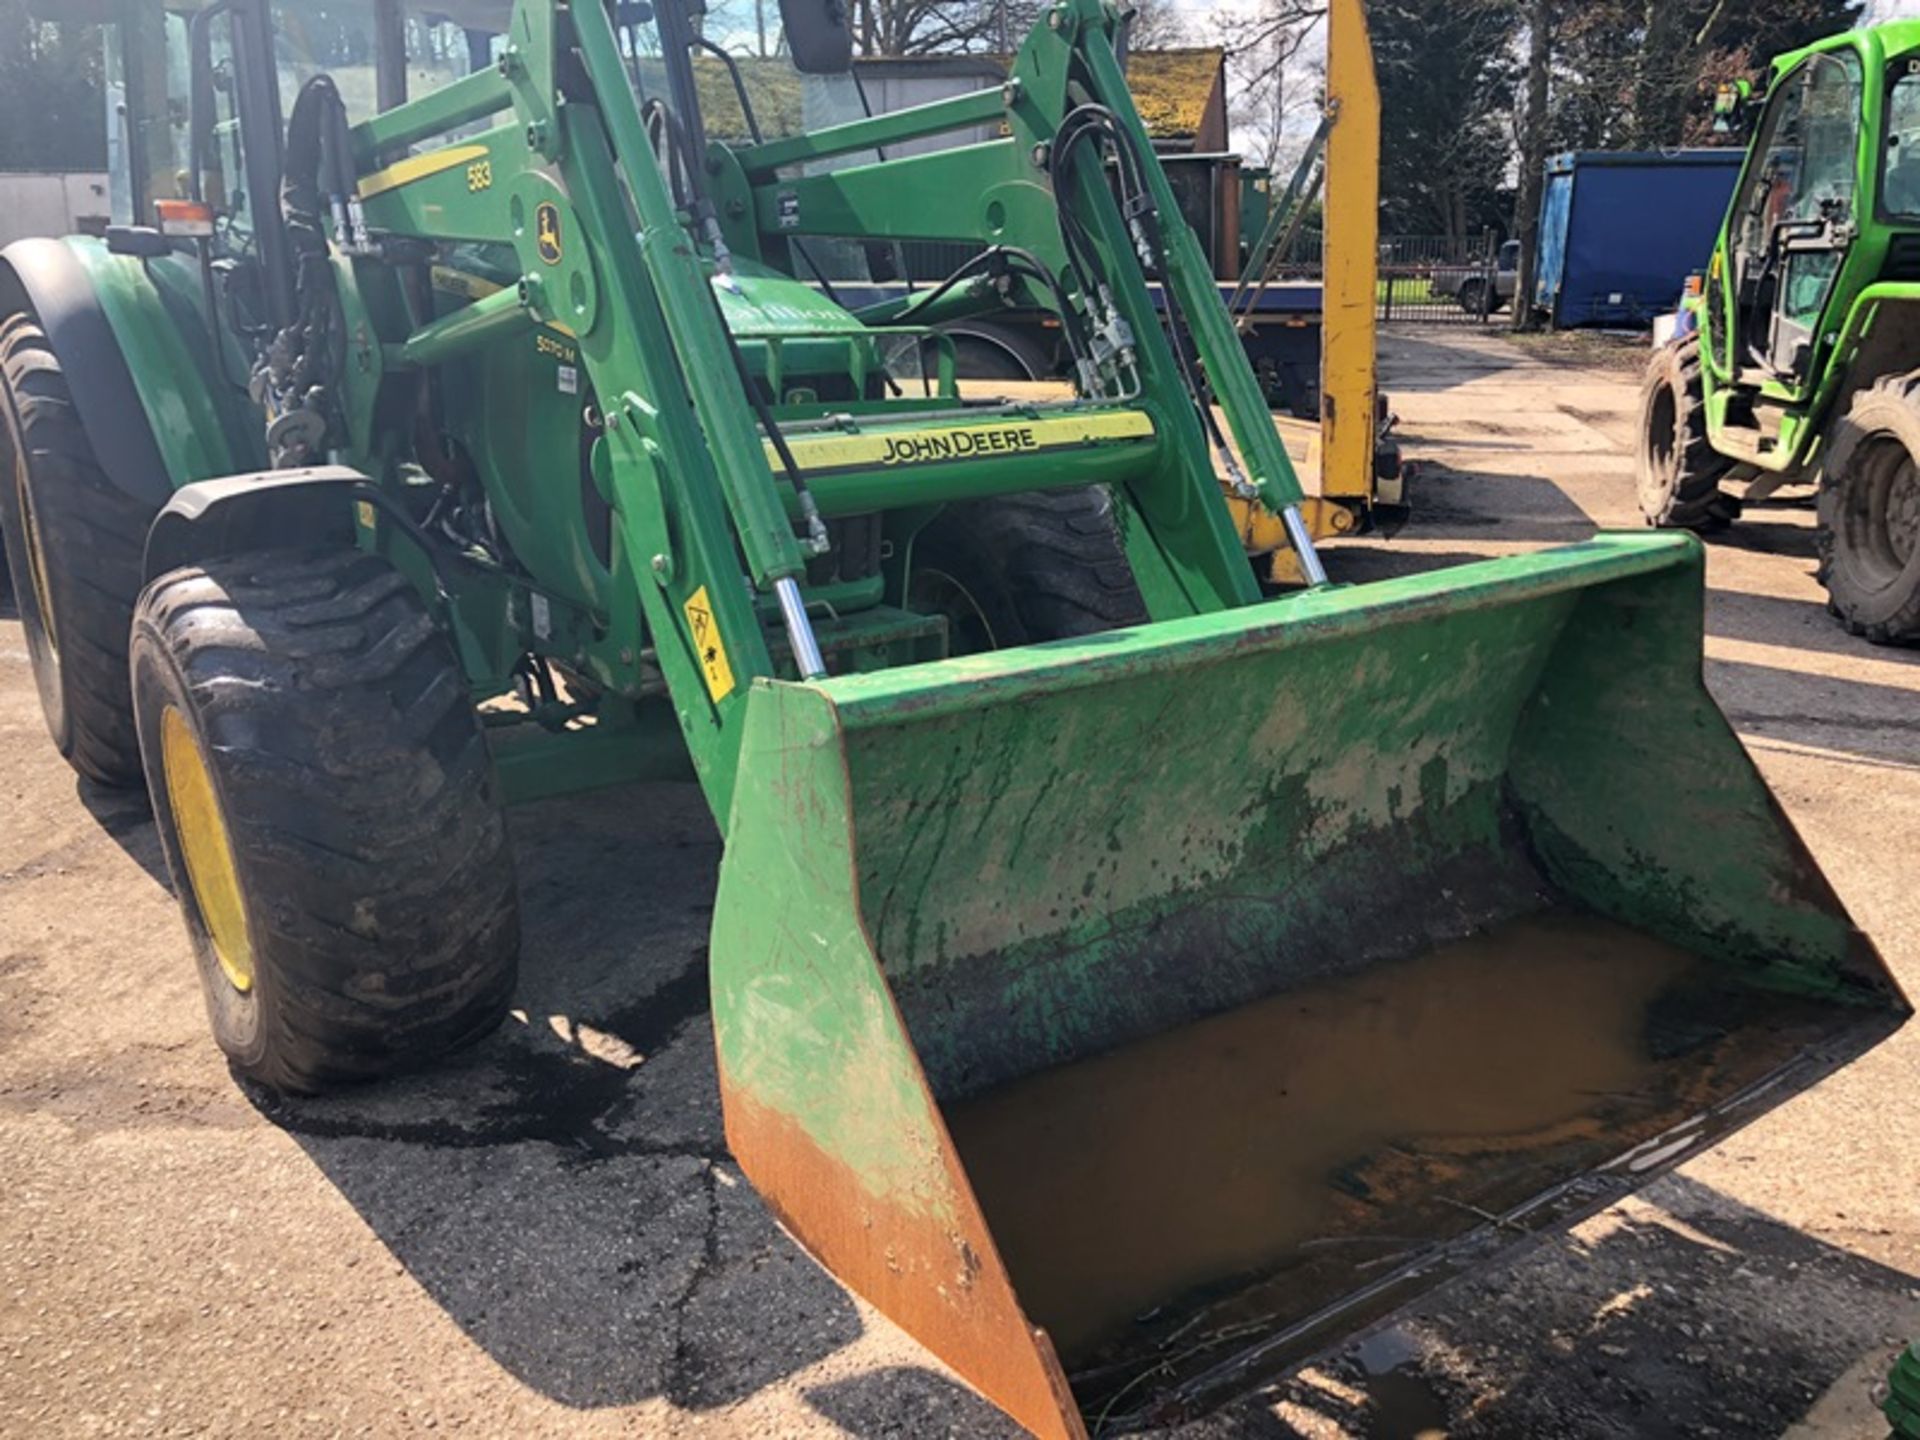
[{"x1": 780, "y1": 0, "x2": 853, "y2": 75}]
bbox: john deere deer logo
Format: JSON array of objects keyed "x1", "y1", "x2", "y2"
[{"x1": 536, "y1": 202, "x2": 563, "y2": 265}]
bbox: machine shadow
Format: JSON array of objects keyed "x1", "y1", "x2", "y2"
[
  {"x1": 1708, "y1": 586, "x2": 1920, "y2": 665},
  {"x1": 244, "y1": 781, "x2": 869, "y2": 1413},
  {"x1": 1320, "y1": 545, "x2": 1516, "y2": 586},
  {"x1": 1706, "y1": 657, "x2": 1920, "y2": 768},
  {"x1": 1375, "y1": 329, "x2": 1533, "y2": 394},
  {"x1": 1312, "y1": 460, "x2": 1598, "y2": 579},
  {"x1": 1387, "y1": 462, "x2": 1599, "y2": 545},
  {"x1": 1214, "y1": 1173, "x2": 1917, "y2": 1440},
  {"x1": 73, "y1": 777, "x2": 169, "y2": 887},
  {"x1": 805, "y1": 1365, "x2": 1031, "y2": 1439},
  {"x1": 1710, "y1": 518, "x2": 1822, "y2": 560}
]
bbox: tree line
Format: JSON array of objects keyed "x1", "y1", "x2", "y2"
[
  {"x1": 1245, "y1": 0, "x2": 1862, "y2": 244},
  {"x1": 0, "y1": 0, "x2": 1872, "y2": 234},
  {"x1": 0, "y1": 0, "x2": 108, "y2": 173}
]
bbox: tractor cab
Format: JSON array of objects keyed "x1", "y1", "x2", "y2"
[
  {"x1": 1714, "y1": 43, "x2": 1862, "y2": 390},
  {"x1": 1643, "y1": 22, "x2": 1920, "y2": 642},
  {"x1": 1699, "y1": 25, "x2": 1920, "y2": 449}
]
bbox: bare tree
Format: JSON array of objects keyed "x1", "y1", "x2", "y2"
[
  {"x1": 1121, "y1": 0, "x2": 1192, "y2": 50},
  {"x1": 848, "y1": 0, "x2": 1046, "y2": 55},
  {"x1": 1212, "y1": 1, "x2": 1327, "y2": 170},
  {"x1": 1510, "y1": 0, "x2": 1551, "y2": 331}
]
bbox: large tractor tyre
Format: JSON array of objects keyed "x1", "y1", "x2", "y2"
[
  {"x1": 130, "y1": 547, "x2": 520, "y2": 1092},
  {"x1": 908, "y1": 486, "x2": 1148, "y2": 655},
  {"x1": 1817, "y1": 372, "x2": 1920, "y2": 645},
  {"x1": 936, "y1": 322, "x2": 1053, "y2": 384},
  {"x1": 1636, "y1": 334, "x2": 1739, "y2": 532},
  {"x1": 0, "y1": 313, "x2": 156, "y2": 784}
]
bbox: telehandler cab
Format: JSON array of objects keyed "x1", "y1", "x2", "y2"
[
  {"x1": 1641, "y1": 21, "x2": 1920, "y2": 643},
  {"x1": 0, "y1": 1, "x2": 1905, "y2": 1434}
]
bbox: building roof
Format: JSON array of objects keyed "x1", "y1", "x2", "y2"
[{"x1": 1123, "y1": 48, "x2": 1226, "y2": 140}]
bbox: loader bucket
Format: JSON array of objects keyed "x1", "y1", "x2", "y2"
[{"x1": 709, "y1": 532, "x2": 1905, "y2": 1440}]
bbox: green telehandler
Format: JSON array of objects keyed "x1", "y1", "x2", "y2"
[
  {"x1": 1640, "y1": 21, "x2": 1920, "y2": 644},
  {"x1": 0, "y1": 1, "x2": 1905, "y2": 1434}
]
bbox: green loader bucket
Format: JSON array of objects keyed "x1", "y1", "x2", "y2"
[{"x1": 709, "y1": 532, "x2": 1906, "y2": 1439}]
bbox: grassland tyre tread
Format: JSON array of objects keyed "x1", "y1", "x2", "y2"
[
  {"x1": 0, "y1": 312, "x2": 154, "y2": 784},
  {"x1": 1637, "y1": 333, "x2": 1738, "y2": 533},
  {"x1": 910, "y1": 486, "x2": 1148, "y2": 652},
  {"x1": 1817, "y1": 370, "x2": 1920, "y2": 645},
  {"x1": 130, "y1": 546, "x2": 519, "y2": 1092}
]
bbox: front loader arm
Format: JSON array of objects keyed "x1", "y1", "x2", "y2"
[
  {"x1": 341, "y1": 0, "x2": 1328, "y2": 821},
  {"x1": 350, "y1": 0, "x2": 822, "y2": 818},
  {"x1": 732, "y1": 0, "x2": 1304, "y2": 614},
  {"x1": 1065, "y1": 6, "x2": 1322, "y2": 581}
]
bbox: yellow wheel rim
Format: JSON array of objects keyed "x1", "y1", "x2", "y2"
[
  {"x1": 161, "y1": 706, "x2": 254, "y2": 993},
  {"x1": 15, "y1": 453, "x2": 57, "y2": 655}
]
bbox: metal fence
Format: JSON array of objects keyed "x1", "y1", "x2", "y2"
[
  {"x1": 1249, "y1": 230, "x2": 1507, "y2": 327},
  {"x1": 1377, "y1": 233, "x2": 1503, "y2": 326},
  {"x1": 868, "y1": 231, "x2": 1510, "y2": 329}
]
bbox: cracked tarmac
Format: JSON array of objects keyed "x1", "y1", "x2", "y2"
[{"x1": 2, "y1": 329, "x2": 1917, "y2": 1438}]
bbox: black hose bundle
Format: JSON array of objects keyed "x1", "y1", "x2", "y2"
[
  {"x1": 1049, "y1": 101, "x2": 1240, "y2": 462},
  {"x1": 255, "y1": 75, "x2": 357, "y2": 467}
]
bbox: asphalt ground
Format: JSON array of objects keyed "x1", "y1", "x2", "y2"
[{"x1": 2, "y1": 327, "x2": 1915, "y2": 1438}]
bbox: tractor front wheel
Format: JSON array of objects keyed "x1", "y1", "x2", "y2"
[
  {"x1": 1636, "y1": 333, "x2": 1738, "y2": 532},
  {"x1": 908, "y1": 487, "x2": 1147, "y2": 655},
  {"x1": 131, "y1": 547, "x2": 520, "y2": 1091},
  {"x1": 0, "y1": 313, "x2": 156, "y2": 784},
  {"x1": 1818, "y1": 372, "x2": 1920, "y2": 645}
]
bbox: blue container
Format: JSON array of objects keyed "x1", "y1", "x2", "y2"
[{"x1": 1534, "y1": 149, "x2": 1744, "y2": 328}]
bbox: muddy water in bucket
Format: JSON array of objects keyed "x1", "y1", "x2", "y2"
[{"x1": 944, "y1": 909, "x2": 1846, "y2": 1381}]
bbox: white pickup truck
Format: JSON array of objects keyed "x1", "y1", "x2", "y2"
[{"x1": 1437, "y1": 239, "x2": 1521, "y2": 314}]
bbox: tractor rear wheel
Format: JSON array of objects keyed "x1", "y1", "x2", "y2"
[
  {"x1": 130, "y1": 547, "x2": 520, "y2": 1092},
  {"x1": 934, "y1": 322, "x2": 1053, "y2": 384},
  {"x1": 908, "y1": 487, "x2": 1147, "y2": 654},
  {"x1": 1817, "y1": 371, "x2": 1920, "y2": 645},
  {"x1": 1636, "y1": 333, "x2": 1738, "y2": 532},
  {"x1": 0, "y1": 313, "x2": 155, "y2": 784}
]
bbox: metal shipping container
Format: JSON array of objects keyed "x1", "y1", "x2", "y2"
[{"x1": 1534, "y1": 149, "x2": 1744, "y2": 329}]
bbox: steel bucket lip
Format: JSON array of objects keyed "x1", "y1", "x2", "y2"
[
  {"x1": 1083, "y1": 1003, "x2": 1908, "y2": 1434},
  {"x1": 790, "y1": 531, "x2": 1702, "y2": 723}
]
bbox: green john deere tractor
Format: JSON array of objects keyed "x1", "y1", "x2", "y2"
[
  {"x1": 1640, "y1": 21, "x2": 1920, "y2": 643},
  {"x1": 0, "y1": 1, "x2": 1906, "y2": 1434}
]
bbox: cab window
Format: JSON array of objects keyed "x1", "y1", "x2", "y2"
[
  {"x1": 1731, "y1": 50, "x2": 1862, "y2": 349},
  {"x1": 1884, "y1": 63, "x2": 1920, "y2": 217}
]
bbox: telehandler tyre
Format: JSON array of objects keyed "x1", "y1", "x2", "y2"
[
  {"x1": 1637, "y1": 333, "x2": 1739, "y2": 532},
  {"x1": 908, "y1": 486, "x2": 1147, "y2": 653},
  {"x1": 1818, "y1": 371, "x2": 1920, "y2": 644},
  {"x1": 0, "y1": 313, "x2": 156, "y2": 785},
  {"x1": 130, "y1": 547, "x2": 520, "y2": 1092}
]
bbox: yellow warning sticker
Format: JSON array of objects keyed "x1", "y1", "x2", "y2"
[{"x1": 683, "y1": 586, "x2": 735, "y2": 703}]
